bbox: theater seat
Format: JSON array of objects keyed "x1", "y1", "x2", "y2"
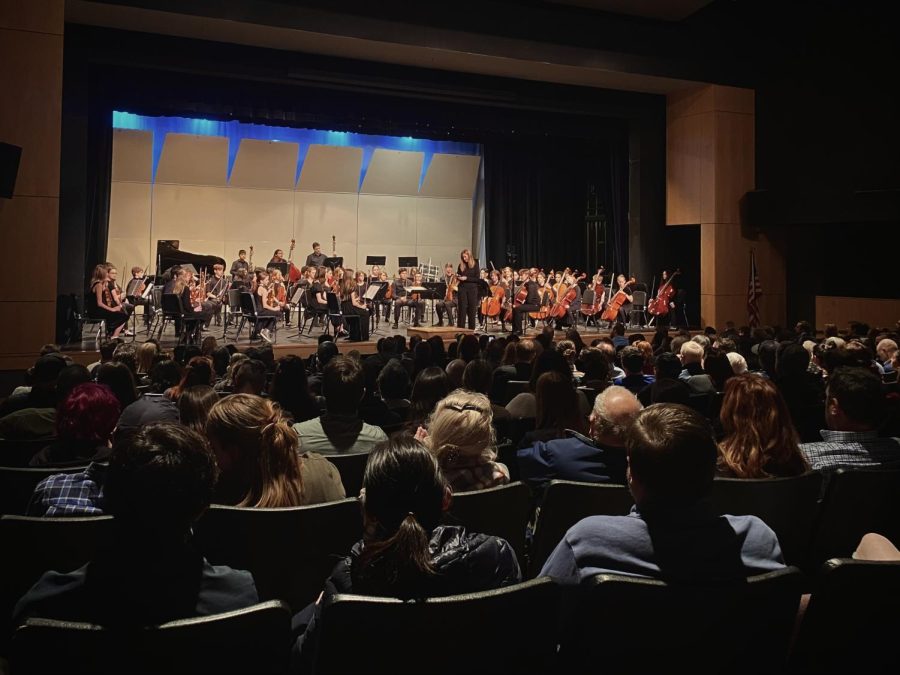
[
  {"x1": 323, "y1": 452, "x2": 369, "y2": 498},
  {"x1": 0, "y1": 465, "x2": 89, "y2": 516},
  {"x1": 446, "y1": 481, "x2": 531, "y2": 565}
]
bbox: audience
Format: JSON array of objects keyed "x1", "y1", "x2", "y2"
[
  {"x1": 491, "y1": 338, "x2": 540, "y2": 403},
  {"x1": 614, "y1": 346, "x2": 655, "y2": 394},
  {"x1": 0, "y1": 354, "x2": 68, "y2": 439},
  {"x1": 407, "y1": 366, "x2": 453, "y2": 429},
  {"x1": 269, "y1": 355, "x2": 321, "y2": 424},
  {"x1": 15, "y1": 423, "x2": 258, "y2": 625},
  {"x1": 678, "y1": 341, "x2": 715, "y2": 394},
  {"x1": 637, "y1": 352, "x2": 690, "y2": 406},
  {"x1": 518, "y1": 385, "x2": 641, "y2": 487},
  {"x1": 577, "y1": 347, "x2": 612, "y2": 391},
  {"x1": 420, "y1": 389, "x2": 509, "y2": 492},
  {"x1": 207, "y1": 394, "x2": 344, "y2": 506},
  {"x1": 445, "y1": 358, "x2": 466, "y2": 389},
  {"x1": 540, "y1": 404, "x2": 784, "y2": 583},
  {"x1": 96, "y1": 361, "x2": 139, "y2": 408},
  {"x1": 520, "y1": 371, "x2": 589, "y2": 447},
  {"x1": 376, "y1": 359, "x2": 412, "y2": 418},
  {"x1": 232, "y1": 359, "x2": 268, "y2": 396},
  {"x1": 507, "y1": 349, "x2": 589, "y2": 418},
  {"x1": 293, "y1": 356, "x2": 387, "y2": 455},
  {"x1": 166, "y1": 356, "x2": 215, "y2": 400},
  {"x1": 717, "y1": 375, "x2": 810, "y2": 478},
  {"x1": 177, "y1": 385, "x2": 218, "y2": 433},
  {"x1": 462, "y1": 358, "x2": 511, "y2": 422}
]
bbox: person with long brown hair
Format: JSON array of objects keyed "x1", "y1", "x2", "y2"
[
  {"x1": 88, "y1": 264, "x2": 128, "y2": 338},
  {"x1": 177, "y1": 385, "x2": 218, "y2": 433},
  {"x1": 339, "y1": 271, "x2": 370, "y2": 341},
  {"x1": 520, "y1": 371, "x2": 589, "y2": 447},
  {"x1": 455, "y1": 248, "x2": 480, "y2": 329},
  {"x1": 206, "y1": 394, "x2": 345, "y2": 507},
  {"x1": 165, "y1": 356, "x2": 215, "y2": 400},
  {"x1": 717, "y1": 375, "x2": 810, "y2": 478}
]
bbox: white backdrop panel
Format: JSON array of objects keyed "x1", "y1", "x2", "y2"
[
  {"x1": 109, "y1": 181, "x2": 152, "y2": 240},
  {"x1": 224, "y1": 188, "x2": 295, "y2": 244},
  {"x1": 415, "y1": 245, "x2": 466, "y2": 272},
  {"x1": 295, "y1": 191, "x2": 359, "y2": 270},
  {"x1": 151, "y1": 185, "x2": 227, "y2": 242},
  {"x1": 415, "y1": 197, "x2": 472, "y2": 247},
  {"x1": 357, "y1": 194, "x2": 417, "y2": 245},
  {"x1": 111, "y1": 129, "x2": 152, "y2": 183},
  {"x1": 297, "y1": 145, "x2": 363, "y2": 193},
  {"x1": 419, "y1": 154, "x2": 481, "y2": 199},
  {"x1": 107, "y1": 237, "x2": 151, "y2": 279},
  {"x1": 230, "y1": 139, "x2": 299, "y2": 190},
  {"x1": 156, "y1": 134, "x2": 228, "y2": 186},
  {"x1": 360, "y1": 150, "x2": 423, "y2": 196}
]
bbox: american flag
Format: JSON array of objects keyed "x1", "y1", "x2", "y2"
[{"x1": 747, "y1": 251, "x2": 762, "y2": 327}]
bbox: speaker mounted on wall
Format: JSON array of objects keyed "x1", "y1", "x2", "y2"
[{"x1": 0, "y1": 142, "x2": 22, "y2": 199}]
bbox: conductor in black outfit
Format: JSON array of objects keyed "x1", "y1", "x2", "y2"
[
  {"x1": 305, "y1": 241, "x2": 327, "y2": 269},
  {"x1": 456, "y1": 248, "x2": 480, "y2": 330}
]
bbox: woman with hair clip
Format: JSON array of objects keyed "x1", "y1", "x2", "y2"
[
  {"x1": 88, "y1": 264, "x2": 128, "y2": 339},
  {"x1": 293, "y1": 435, "x2": 521, "y2": 665},
  {"x1": 206, "y1": 394, "x2": 345, "y2": 507},
  {"x1": 455, "y1": 248, "x2": 480, "y2": 330}
]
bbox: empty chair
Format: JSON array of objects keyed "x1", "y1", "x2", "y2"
[
  {"x1": 529, "y1": 480, "x2": 633, "y2": 577},
  {"x1": 809, "y1": 468, "x2": 900, "y2": 566},
  {"x1": 447, "y1": 482, "x2": 531, "y2": 565},
  {"x1": 558, "y1": 567, "x2": 803, "y2": 674},
  {"x1": 0, "y1": 465, "x2": 89, "y2": 516},
  {"x1": 790, "y1": 558, "x2": 900, "y2": 674},
  {"x1": 710, "y1": 472, "x2": 823, "y2": 569},
  {"x1": 324, "y1": 452, "x2": 369, "y2": 498},
  {"x1": 192, "y1": 499, "x2": 363, "y2": 610},
  {"x1": 0, "y1": 438, "x2": 55, "y2": 468},
  {"x1": 313, "y1": 578, "x2": 558, "y2": 675},
  {"x1": 11, "y1": 600, "x2": 291, "y2": 675}
]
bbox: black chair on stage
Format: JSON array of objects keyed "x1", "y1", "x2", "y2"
[
  {"x1": 73, "y1": 293, "x2": 108, "y2": 344},
  {"x1": 298, "y1": 288, "x2": 326, "y2": 336},
  {"x1": 158, "y1": 294, "x2": 200, "y2": 345},
  {"x1": 237, "y1": 292, "x2": 277, "y2": 344},
  {"x1": 325, "y1": 291, "x2": 359, "y2": 338},
  {"x1": 223, "y1": 289, "x2": 243, "y2": 340},
  {"x1": 628, "y1": 290, "x2": 648, "y2": 327}
]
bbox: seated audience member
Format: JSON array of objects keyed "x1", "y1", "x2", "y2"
[
  {"x1": 540, "y1": 404, "x2": 785, "y2": 583},
  {"x1": 165, "y1": 356, "x2": 215, "y2": 400},
  {"x1": 462, "y1": 358, "x2": 511, "y2": 422},
  {"x1": 876, "y1": 338, "x2": 897, "y2": 374},
  {"x1": 15, "y1": 423, "x2": 258, "y2": 625},
  {"x1": 638, "y1": 353, "x2": 691, "y2": 406},
  {"x1": 518, "y1": 385, "x2": 641, "y2": 487},
  {"x1": 146, "y1": 359, "x2": 183, "y2": 394},
  {"x1": 420, "y1": 390, "x2": 509, "y2": 492},
  {"x1": 207, "y1": 394, "x2": 344, "y2": 506},
  {"x1": 519, "y1": 371, "x2": 589, "y2": 447},
  {"x1": 232, "y1": 359, "x2": 268, "y2": 396},
  {"x1": 506, "y1": 350, "x2": 590, "y2": 418},
  {"x1": 308, "y1": 340, "x2": 340, "y2": 395},
  {"x1": 678, "y1": 341, "x2": 715, "y2": 394},
  {"x1": 490, "y1": 338, "x2": 540, "y2": 403},
  {"x1": 85, "y1": 340, "x2": 118, "y2": 376},
  {"x1": 704, "y1": 348, "x2": 734, "y2": 392},
  {"x1": 293, "y1": 356, "x2": 387, "y2": 455},
  {"x1": 214, "y1": 353, "x2": 247, "y2": 393},
  {"x1": 0, "y1": 354, "x2": 68, "y2": 440},
  {"x1": 30, "y1": 384, "x2": 120, "y2": 467},
  {"x1": 135, "y1": 342, "x2": 160, "y2": 383},
  {"x1": 594, "y1": 338, "x2": 625, "y2": 379},
  {"x1": 268, "y1": 355, "x2": 321, "y2": 424},
  {"x1": 614, "y1": 346, "x2": 655, "y2": 394},
  {"x1": 611, "y1": 323, "x2": 628, "y2": 350},
  {"x1": 753, "y1": 340, "x2": 778, "y2": 378},
  {"x1": 294, "y1": 436, "x2": 521, "y2": 666},
  {"x1": 854, "y1": 533, "x2": 900, "y2": 561},
  {"x1": 717, "y1": 375, "x2": 810, "y2": 478},
  {"x1": 407, "y1": 366, "x2": 453, "y2": 429},
  {"x1": 95, "y1": 361, "x2": 139, "y2": 409},
  {"x1": 177, "y1": 385, "x2": 218, "y2": 433},
  {"x1": 445, "y1": 358, "x2": 466, "y2": 389},
  {"x1": 726, "y1": 351, "x2": 749, "y2": 375},
  {"x1": 578, "y1": 347, "x2": 612, "y2": 391},
  {"x1": 801, "y1": 367, "x2": 900, "y2": 471},
  {"x1": 376, "y1": 360, "x2": 412, "y2": 418}
]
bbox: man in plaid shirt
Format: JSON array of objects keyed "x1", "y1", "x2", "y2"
[
  {"x1": 26, "y1": 462, "x2": 107, "y2": 516},
  {"x1": 800, "y1": 367, "x2": 900, "y2": 471}
]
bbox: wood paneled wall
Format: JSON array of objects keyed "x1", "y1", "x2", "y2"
[
  {"x1": 815, "y1": 296, "x2": 900, "y2": 332},
  {"x1": 667, "y1": 84, "x2": 786, "y2": 328},
  {"x1": 0, "y1": 0, "x2": 64, "y2": 369}
]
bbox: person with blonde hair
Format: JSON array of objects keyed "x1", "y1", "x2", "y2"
[
  {"x1": 206, "y1": 394, "x2": 345, "y2": 507},
  {"x1": 136, "y1": 341, "x2": 159, "y2": 378},
  {"x1": 418, "y1": 390, "x2": 509, "y2": 492}
]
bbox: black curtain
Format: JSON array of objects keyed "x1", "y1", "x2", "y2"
[
  {"x1": 84, "y1": 102, "x2": 113, "y2": 281},
  {"x1": 484, "y1": 134, "x2": 628, "y2": 273}
]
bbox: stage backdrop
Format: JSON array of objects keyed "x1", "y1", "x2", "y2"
[{"x1": 107, "y1": 114, "x2": 482, "y2": 276}]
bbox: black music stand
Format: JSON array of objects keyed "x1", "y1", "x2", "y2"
[
  {"x1": 268, "y1": 261, "x2": 288, "y2": 276},
  {"x1": 365, "y1": 282, "x2": 389, "y2": 333},
  {"x1": 324, "y1": 257, "x2": 343, "y2": 270},
  {"x1": 398, "y1": 257, "x2": 418, "y2": 271},
  {"x1": 365, "y1": 256, "x2": 386, "y2": 267},
  {"x1": 475, "y1": 279, "x2": 491, "y2": 298},
  {"x1": 422, "y1": 281, "x2": 447, "y2": 325}
]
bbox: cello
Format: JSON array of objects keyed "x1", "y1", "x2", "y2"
[
  {"x1": 503, "y1": 271, "x2": 530, "y2": 322},
  {"x1": 550, "y1": 270, "x2": 586, "y2": 320},
  {"x1": 481, "y1": 271, "x2": 505, "y2": 318},
  {"x1": 647, "y1": 269, "x2": 681, "y2": 318},
  {"x1": 580, "y1": 267, "x2": 606, "y2": 318},
  {"x1": 529, "y1": 273, "x2": 554, "y2": 320},
  {"x1": 600, "y1": 276, "x2": 636, "y2": 323}
]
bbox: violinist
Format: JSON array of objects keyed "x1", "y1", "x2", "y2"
[
  {"x1": 89, "y1": 264, "x2": 128, "y2": 339},
  {"x1": 392, "y1": 268, "x2": 424, "y2": 328},
  {"x1": 312, "y1": 267, "x2": 330, "y2": 324},
  {"x1": 204, "y1": 263, "x2": 229, "y2": 324},
  {"x1": 377, "y1": 271, "x2": 393, "y2": 322},
  {"x1": 269, "y1": 268, "x2": 291, "y2": 327},
  {"x1": 269, "y1": 248, "x2": 285, "y2": 266},
  {"x1": 252, "y1": 270, "x2": 280, "y2": 343},
  {"x1": 340, "y1": 272, "x2": 370, "y2": 341},
  {"x1": 485, "y1": 268, "x2": 509, "y2": 332},
  {"x1": 512, "y1": 269, "x2": 542, "y2": 336},
  {"x1": 125, "y1": 265, "x2": 153, "y2": 328},
  {"x1": 172, "y1": 268, "x2": 212, "y2": 340},
  {"x1": 559, "y1": 270, "x2": 583, "y2": 328},
  {"x1": 456, "y1": 248, "x2": 480, "y2": 330},
  {"x1": 435, "y1": 262, "x2": 457, "y2": 327},
  {"x1": 614, "y1": 274, "x2": 635, "y2": 324},
  {"x1": 230, "y1": 249, "x2": 250, "y2": 280},
  {"x1": 105, "y1": 265, "x2": 135, "y2": 335}
]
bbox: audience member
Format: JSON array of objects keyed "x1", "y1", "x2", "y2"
[
  {"x1": 293, "y1": 356, "x2": 387, "y2": 455},
  {"x1": 86, "y1": 340, "x2": 119, "y2": 375},
  {"x1": 520, "y1": 371, "x2": 589, "y2": 447},
  {"x1": 95, "y1": 361, "x2": 139, "y2": 409},
  {"x1": 703, "y1": 348, "x2": 734, "y2": 392},
  {"x1": 726, "y1": 351, "x2": 748, "y2": 375},
  {"x1": 232, "y1": 359, "x2": 267, "y2": 396},
  {"x1": 421, "y1": 390, "x2": 508, "y2": 492},
  {"x1": 614, "y1": 346, "x2": 655, "y2": 393},
  {"x1": 445, "y1": 358, "x2": 466, "y2": 389},
  {"x1": 207, "y1": 394, "x2": 344, "y2": 506},
  {"x1": 490, "y1": 338, "x2": 540, "y2": 403},
  {"x1": 177, "y1": 385, "x2": 218, "y2": 433},
  {"x1": 377, "y1": 360, "x2": 412, "y2": 417},
  {"x1": 462, "y1": 358, "x2": 511, "y2": 421},
  {"x1": 407, "y1": 367, "x2": 453, "y2": 429},
  {"x1": 148, "y1": 359, "x2": 183, "y2": 394},
  {"x1": 15, "y1": 423, "x2": 258, "y2": 625},
  {"x1": 678, "y1": 341, "x2": 715, "y2": 394},
  {"x1": 540, "y1": 404, "x2": 784, "y2": 583},
  {"x1": 801, "y1": 367, "x2": 900, "y2": 471},
  {"x1": 518, "y1": 385, "x2": 640, "y2": 487},
  {"x1": 29, "y1": 383, "x2": 120, "y2": 467},
  {"x1": 0, "y1": 355, "x2": 68, "y2": 439},
  {"x1": 269, "y1": 355, "x2": 320, "y2": 424},
  {"x1": 876, "y1": 338, "x2": 897, "y2": 373},
  {"x1": 214, "y1": 353, "x2": 247, "y2": 393},
  {"x1": 506, "y1": 349, "x2": 589, "y2": 418},
  {"x1": 638, "y1": 352, "x2": 691, "y2": 406},
  {"x1": 136, "y1": 341, "x2": 159, "y2": 378},
  {"x1": 577, "y1": 347, "x2": 612, "y2": 391},
  {"x1": 754, "y1": 340, "x2": 778, "y2": 378},
  {"x1": 308, "y1": 340, "x2": 340, "y2": 395},
  {"x1": 166, "y1": 356, "x2": 215, "y2": 400},
  {"x1": 717, "y1": 375, "x2": 809, "y2": 478}
]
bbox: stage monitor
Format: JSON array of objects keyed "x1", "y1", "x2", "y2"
[
  {"x1": 398, "y1": 256, "x2": 418, "y2": 269},
  {"x1": 0, "y1": 143, "x2": 22, "y2": 199},
  {"x1": 365, "y1": 256, "x2": 386, "y2": 266}
]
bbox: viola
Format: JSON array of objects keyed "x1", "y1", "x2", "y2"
[
  {"x1": 648, "y1": 269, "x2": 681, "y2": 317},
  {"x1": 445, "y1": 274, "x2": 458, "y2": 302},
  {"x1": 600, "y1": 276, "x2": 636, "y2": 323}
]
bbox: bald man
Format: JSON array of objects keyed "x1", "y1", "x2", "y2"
[
  {"x1": 876, "y1": 339, "x2": 897, "y2": 374},
  {"x1": 517, "y1": 385, "x2": 643, "y2": 487}
]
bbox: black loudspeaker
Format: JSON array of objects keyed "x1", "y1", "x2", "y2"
[{"x1": 0, "y1": 142, "x2": 22, "y2": 199}]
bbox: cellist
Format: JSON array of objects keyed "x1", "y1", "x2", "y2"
[
  {"x1": 614, "y1": 274, "x2": 635, "y2": 324},
  {"x1": 511, "y1": 269, "x2": 542, "y2": 336}
]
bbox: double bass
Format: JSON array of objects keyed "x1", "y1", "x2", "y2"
[
  {"x1": 287, "y1": 239, "x2": 302, "y2": 284},
  {"x1": 647, "y1": 269, "x2": 681, "y2": 317},
  {"x1": 600, "y1": 276, "x2": 636, "y2": 323},
  {"x1": 580, "y1": 267, "x2": 606, "y2": 317}
]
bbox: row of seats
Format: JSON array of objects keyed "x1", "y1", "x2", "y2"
[{"x1": 9, "y1": 559, "x2": 899, "y2": 674}]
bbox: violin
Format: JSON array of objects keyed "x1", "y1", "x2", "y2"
[
  {"x1": 600, "y1": 276, "x2": 636, "y2": 323},
  {"x1": 384, "y1": 275, "x2": 394, "y2": 301},
  {"x1": 648, "y1": 269, "x2": 681, "y2": 317}
]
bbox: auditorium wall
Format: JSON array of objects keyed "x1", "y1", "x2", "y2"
[{"x1": 108, "y1": 129, "x2": 481, "y2": 276}]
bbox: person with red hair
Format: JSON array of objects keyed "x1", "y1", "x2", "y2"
[{"x1": 30, "y1": 383, "x2": 121, "y2": 467}]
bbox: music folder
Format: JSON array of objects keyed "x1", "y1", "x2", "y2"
[{"x1": 365, "y1": 281, "x2": 388, "y2": 301}]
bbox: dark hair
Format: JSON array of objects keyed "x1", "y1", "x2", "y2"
[
  {"x1": 627, "y1": 404, "x2": 717, "y2": 508},
  {"x1": 408, "y1": 367, "x2": 452, "y2": 427},
  {"x1": 353, "y1": 436, "x2": 444, "y2": 598},
  {"x1": 459, "y1": 335, "x2": 480, "y2": 362},
  {"x1": 57, "y1": 383, "x2": 121, "y2": 444},
  {"x1": 378, "y1": 360, "x2": 411, "y2": 400},
  {"x1": 316, "y1": 340, "x2": 340, "y2": 371},
  {"x1": 462, "y1": 358, "x2": 493, "y2": 396},
  {"x1": 703, "y1": 349, "x2": 734, "y2": 392},
  {"x1": 426, "y1": 336, "x2": 447, "y2": 368},
  {"x1": 535, "y1": 371, "x2": 588, "y2": 435},
  {"x1": 99, "y1": 340, "x2": 119, "y2": 361},
  {"x1": 565, "y1": 329, "x2": 586, "y2": 355},
  {"x1": 827, "y1": 367, "x2": 886, "y2": 429},
  {"x1": 111, "y1": 343, "x2": 138, "y2": 375},
  {"x1": 104, "y1": 422, "x2": 218, "y2": 535},
  {"x1": 528, "y1": 349, "x2": 571, "y2": 393},
  {"x1": 620, "y1": 346, "x2": 644, "y2": 375},
  {"x1": 578, "y1": 348, "x2": 610, "y2": 382},
  {"x1": 177, "y1": 385, "x2": 219, "y2": 433},
  {"x1": 776, "y1": 342, "x2": 810, "y2": 379},
  {"x1": 233, "y1": 359, "x2": 267, "y2": 395},
  {"x1": 57, "y1": 364, "x2": 92, "y2": 402},
  {"x1": 169, "y1": 356, "x2": 215, "y2": 399},
  {"x1": 211, "y1": 346, "x2": 231, "y2": 378},
  {"x1": 96, "y1": 361, "x2": 138, "y2": 408},
  {"x1": 322, "y1": 356, "x2": 365, "y2": 414},
  {"x1": 149, "y1": 359, "x2": 183, "y2": 394},
  {"x1": 654, "y1": 352, "x2": 683, "y2": 380},
  {"x1": 269, "y1": 355, "x2": 320, "y2": 424},
  {"x1": 411, "y1": 341, "x2": 433, "y2": 377},
  {"x1": 757, "y1": 340, "x2": 777, "y2": 374}
]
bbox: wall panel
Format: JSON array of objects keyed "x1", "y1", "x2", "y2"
[
  {"x1": 295, "y1": 191, "x2": 359, "y2": 269},
  {"x1": 360, "y1": 150, "x2": 423, "y2": 196},
  {"x1": 297, "y1": 145, "x2": 362, "y2": 193},
  {"x1": 357, "y1": 195, "x2": 417, "y2": 244},
  {"x1": 229, "y1": 139, "x2": 298, "y2": 190},
  {"x1": 151, "y1": 185, "x2": 228, "y2": 242},
  {"x1": 109, "y1": 181, "x2": 152, "y2": 240},
  {"x1": 223, "y1": 188, "x2": 294, "y2": 244},
  {"x1": 415, "y1": 197, "x2": 472, "y2": 247}
]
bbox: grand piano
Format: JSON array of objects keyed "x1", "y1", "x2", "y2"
[{"x1": 156, "y1": 240, "x2": 226, "y2": 278}]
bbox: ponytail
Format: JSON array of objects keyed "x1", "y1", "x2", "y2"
[
  {"x1": 355, "y1": 513, "x2": 436, "y2": 597},
  {"x1": 254, "y1": 416, "x2": 303, "y2": 508}
]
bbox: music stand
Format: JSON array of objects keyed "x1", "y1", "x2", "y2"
[
  {"x1": 475, "y1": 278, "x2": 491, "y2": 298},
  {"x1": 324, "y1": 257, "x2": 343, "y2": 270},
  {"x1": 268, "y1": 261, "x2": 289, "y2": 276},
  {"x1": 422, "y1": 281, "x2": 446, "y2": 300},
  {"x1": 365, "y1": 282, "x2": 388, "y2": 301},
  {"x1": 365, "y1": 256, "x2": 386, "y2": 267},
  {"x1": 398, "y1": 257, "x2": 418, "y2": 271}
]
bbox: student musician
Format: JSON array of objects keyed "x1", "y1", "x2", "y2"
[
  {"x1": 172, "y1": 268, "x2": 213, "y2": 341},
  {"x1": 89, "y1": 264, "x2": 128, "y2": 339},
  {"x1": 230, "y1": 249, "x2": 250, "y2": 279},
  {"x1": 269, "y1": 268, "x2": 291, "y2": 327},
  {"x1": 377, "y1": 271, "x2": 393, "y2": 322},
  {"x1": 392, "y1": 268, "x2": 424, "y2": 328},
  {"x1": 560, "y1": 269, "x2": 583, "y2": 329},
  {"x1": 125, "y1": 265, "x2": 153, "y2": 328},
  {"x1": 311, "y1": 266, "x2": 330, "y2": 324},
  {"x1": 456, "y1": 248, "x2": 480, "y2": 330},
  {"x1": 305, "y1": 241, "x2": 326, "y2": 269},
  {"x1": 231, "y1": 268, "x2": 249, "y2": 292},
  {"x1": 269, "y1": 248, "x2": 285, "y2": 266},
  {"x1": 252, "y1": 270, "x2": 280, "y2": 343},
  {"x1": 435, "y1": 262, "x2": 457, "y2": 327},
  {"x1": 512, "y1": 269, "x2": 542, "y2": 336},
  {"x1": 340, "y1": 273, "x2": 370, "y2": 341},
  {"x1": 204, "y1": 263, "x2": 229, "y2": 325},
  {"x1": 615, "y1": 274, "x2": 635, "y2": 324}
]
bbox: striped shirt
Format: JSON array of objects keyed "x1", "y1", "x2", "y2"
[
  {"x1": 26, "y1": 463, "x2": 106, "y2": 517},
  {"x1": 800, "y1": 430, "x2": 900, "y2": 472}
]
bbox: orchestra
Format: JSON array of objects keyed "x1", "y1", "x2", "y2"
[{"x1": 92, "y1": 237, "x2": 681, "y2": 345}]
